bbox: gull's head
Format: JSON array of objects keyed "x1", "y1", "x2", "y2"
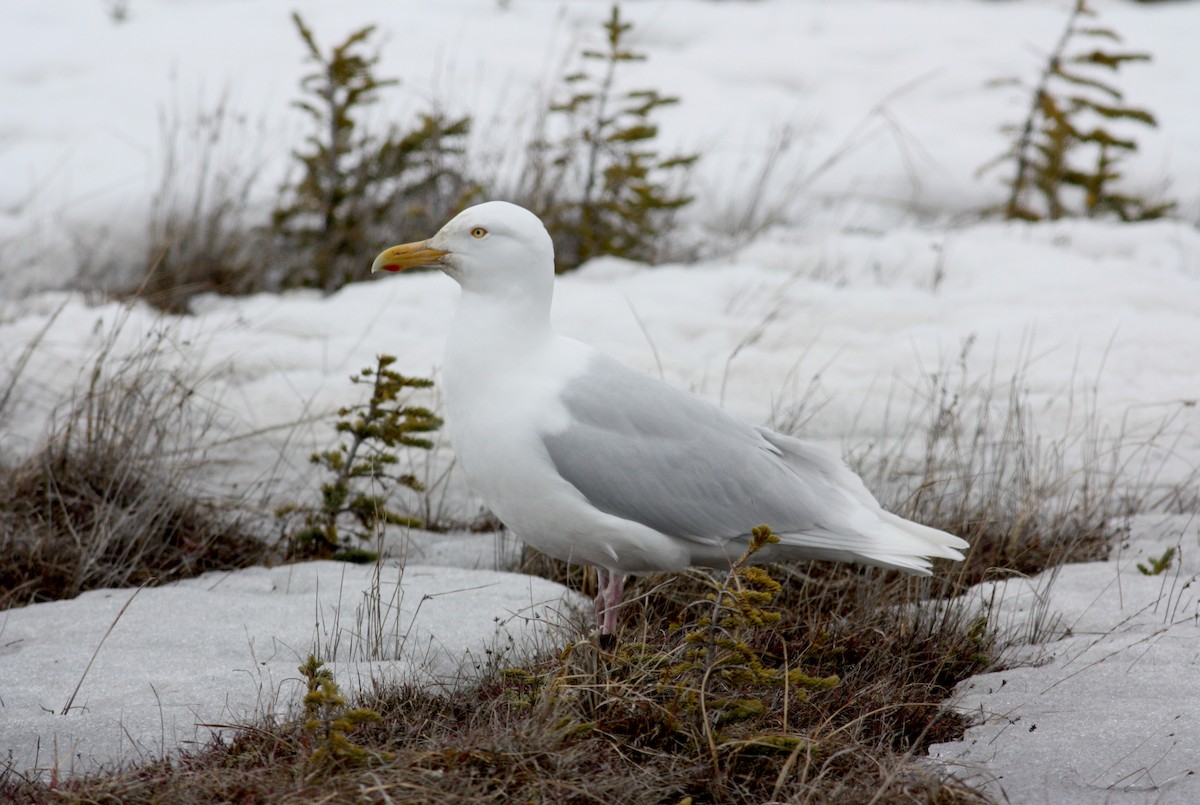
[{"x1": 371, "y1": 201, "x2": 554, "y2": 297}]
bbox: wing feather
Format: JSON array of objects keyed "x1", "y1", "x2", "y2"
[{"x1": 542, "y1": 354, "x2": 854, "y2": 543}]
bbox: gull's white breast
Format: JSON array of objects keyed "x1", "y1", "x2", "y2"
[{"x1": 441, "y1": 327, "x2": 691, "y2": 572}]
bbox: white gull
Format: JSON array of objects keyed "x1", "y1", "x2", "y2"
[{"x1": 372, "y1": 201, "x2": 968, "y2": 635}]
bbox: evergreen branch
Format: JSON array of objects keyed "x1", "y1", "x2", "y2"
[{"x1": 1070, "y1": 50, "x2": 1152, "y2": 69}]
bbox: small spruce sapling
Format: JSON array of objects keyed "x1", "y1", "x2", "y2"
[
  {"x1": 499, "y1": 526, "x2": 838, "y2": 768},
  {"x1": 279, "y1": 355, "x2": 441, "y2": 562},
  {"x1": 299, "y1": 654, "x2": 388, "y2": 768},
  {"x1": 531, "y1": 3, "x2": 697, "y2": 271},
  {"x1": 274, "y1": 13, "x2": 474, "y2": 291},
  {"x1": 662, "y1": 525, "x2": 838, "y2": 746},
  {"x1": 984, "y1": 0, "x2": 1173, "y2": 222},
  {"x1": 1136, "y1": 546, "x2": 1175, "y2": 577}
]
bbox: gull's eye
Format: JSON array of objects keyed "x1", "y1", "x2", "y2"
[{"x1": 470, "y1": 226, "x2": 488, "y2": 239}]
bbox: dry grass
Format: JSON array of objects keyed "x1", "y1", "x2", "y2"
[
  {"x1": 842, "y1": 336, "x2": 1196, "y2": 591},
  {"x1": 0, "y1": 317, "x2": 269, "y2": 611},
  {"x1": 126, "y1": 92, "x2": 267, "y2": 312},
  {"x1": 0, "y1": 560, "x2": 992, "y2": 804}
]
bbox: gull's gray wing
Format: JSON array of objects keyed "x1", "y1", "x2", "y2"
[{"x1": 542, "y1": 353, "x2": 867, "y2": 544}]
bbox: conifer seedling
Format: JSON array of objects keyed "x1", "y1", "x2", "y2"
[
  {"x1": 278, "y1": 354, "x2": 440, "y2": 562},
  {"x1": 983, "y1": 0, "x2": 1173, "y2": 221},
  {"x1": 299, "y1": 654, "x2": 389, "y2": 769},
  {"x1": 529, "y1": 4, "x2": 698, "y2": 270},
  {"x1": 274, "y1": 13, "x2": 474, "y2": 290}
]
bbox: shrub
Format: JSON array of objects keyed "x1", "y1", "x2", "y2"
[
  {"x1": 277, "y1": 354, "x2": 441, "y2": 562},
  {"x1": 273, "y1": 13, "x2": 477, "y2": 291},
  {"x1": 984, "y1": 0, "x2": 1173, "y2": 221},
  {"x1": 524, "y1": 3, "x2": 698, "y2": 271},
  {"x1": 299, "y1": 655, "x2": 388, "y2": 769},
  {"x1": 655, "y1": 527, "x2": 840, "y2": 751}
]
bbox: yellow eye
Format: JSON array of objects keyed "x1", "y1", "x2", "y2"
[{"x1": 470, "y1": 226, "x2": 488, "y2": 239}]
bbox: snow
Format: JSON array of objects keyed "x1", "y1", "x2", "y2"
[
  {"x1": 1, "y1": 0, "x2": 1199, "y2": 797},
  {"x1": 0, "y1": 559, "x2": 582, "y2": 775},
  {"x1": 930, "y1": 515, "x2": 1200, "y2": 803}
]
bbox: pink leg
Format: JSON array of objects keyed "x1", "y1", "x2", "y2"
[
  {"x1": 594, "y1": 567, "x2": 610, "y2": 622},
  {"x1": 599, "y1": 570, "x2": 625, "y2": 635}
]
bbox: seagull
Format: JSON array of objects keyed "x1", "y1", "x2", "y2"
[{"x1": 372, "y1": 201, "x2": 968, "y2": 635}]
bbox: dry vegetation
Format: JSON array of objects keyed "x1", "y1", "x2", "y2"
[
  {"x1": 103, "y1": 5, "x2": 704, "y2": 313},
  {"x1": 0, "y1": 555, "x2": 992, "y2": 804},
  {"x1": 847, "y1": 338, "x2": 1196, "y2": 590},
  {"x1": 0, "y1": 317, "x2": 269, "y2": 612}
]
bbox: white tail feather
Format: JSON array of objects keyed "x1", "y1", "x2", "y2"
[{"x1": 770, "y1": 512, "x2": 967, "y2": 575}]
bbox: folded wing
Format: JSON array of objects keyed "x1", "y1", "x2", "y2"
[{"x1": 542, "y1": 353, "x2": 966, "y2": 572}]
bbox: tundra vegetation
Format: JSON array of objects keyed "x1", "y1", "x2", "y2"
[{"x1": 1, "y1": 2, "x2": 1189, "y2": 802}]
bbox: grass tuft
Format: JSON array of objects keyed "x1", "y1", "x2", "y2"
[
  {"x1": 0, "y1": 321, "x2": 268, "y2": 611},
  {"x1": 844, "y1": 336, "x2": 1190, "y2": 590}
]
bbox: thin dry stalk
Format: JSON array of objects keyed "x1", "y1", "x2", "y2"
[
  {"x1": 0, "y1": 299, "x2": 69, "y2": 422},
  {"x1": 61, "y1": 583, "x2": 147, "y2": 715}
]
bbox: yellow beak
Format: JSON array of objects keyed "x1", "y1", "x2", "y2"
[{"x1": 371, "y1": 240, "x2": 450, "y2": 273}]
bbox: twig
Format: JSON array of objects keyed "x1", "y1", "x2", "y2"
[{"x1": 1004, "y1": 0, "x2": 1086, "y2": 217}]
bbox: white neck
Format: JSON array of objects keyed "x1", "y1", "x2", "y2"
[
  {"x1": 442, "y1": 286, "x2": 555, "y2": 403},
  {"x1": 454, "y1": 284, "x2": 552, "y2": 340}
]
